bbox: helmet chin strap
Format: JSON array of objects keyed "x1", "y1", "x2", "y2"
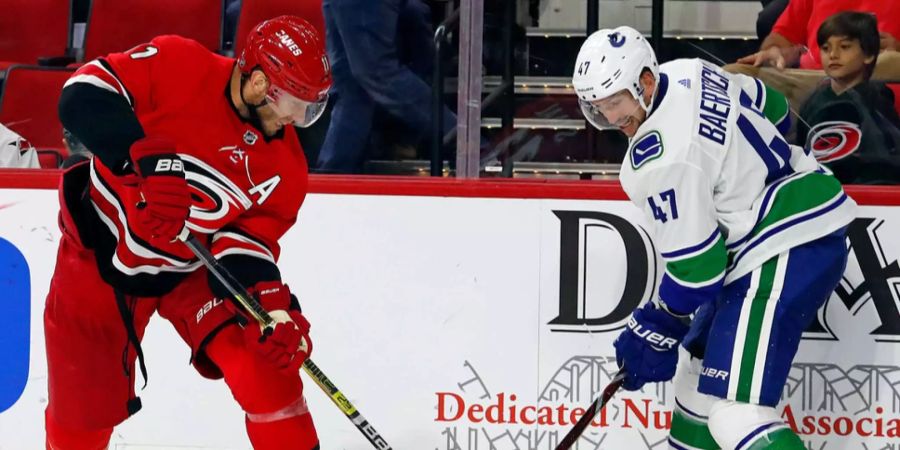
[
  {"x1": 239, "y1": 72, "x2": 270, "y2": 133},
  {"x1": 633, "y1": 76, "x2": 657, "y2": 116}
]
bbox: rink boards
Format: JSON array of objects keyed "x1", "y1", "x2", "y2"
[{"x1": 0, "y1": 174, "x2": 899, "y2": 449}]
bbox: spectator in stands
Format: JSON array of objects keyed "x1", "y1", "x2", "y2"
[
  {"x1": 730, "y1": 0, "x2": 900, "y2": 111},
  {"x1": 224, "y1": 0, "x2": 241, "y2": 50},
  {"x1": 0, "y1": 123, "x2": 39, "y2": 169},
  {"x1": 61, "y1": 128, "x2": 91, "y2": 169},
  {"x1": 756, "y1": 0, "x2": 788, "y2": 42},
  {"x1": 798, "y1": 12, "x2": 900, "y2": 184},
  {"x1": 315, "y1": 0, "x2": 457, "y2": 173}
]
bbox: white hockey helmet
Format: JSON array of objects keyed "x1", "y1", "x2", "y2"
[{"x1": 572, "y1": 26, "x2": 659, "y2": 130}]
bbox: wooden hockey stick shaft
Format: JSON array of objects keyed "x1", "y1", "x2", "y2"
[
  {"x1": 181, "y1": 234, "x2": 393, "y2": 450},
  {"x1": 554, "y1": 368, "x2": 626, "y2": 450}
]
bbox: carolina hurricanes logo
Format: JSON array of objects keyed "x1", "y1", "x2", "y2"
[
  {"x1": 807, "y1": 121, "x2": 862, "y2": 163},
  {"x1": 180, "y1": 155, "x2": 252, "y2": 234}
]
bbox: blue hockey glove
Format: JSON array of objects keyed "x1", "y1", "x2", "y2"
[{"x1": 613, "y1": 301, "x2": 690, "y2": 391}]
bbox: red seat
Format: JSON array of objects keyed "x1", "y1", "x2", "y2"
[
  {"x1": 233, "y1": 0, "x2": 324, "y2": 56},
  {"x1": 0, "y1": 65, "x2": 75, "y2": 151},
  {"x1": 37, "y1": 148, "x2": 66, "y2": 169},
  {"x1": 0, "y1": 0, "x2": 71, "y2": 70},
  {"x1": 888, "y1": 83, "x2": 900, "y2": 116},
  {"x1": 81, "y1": 0, "x2": 222, "y2": 61}
]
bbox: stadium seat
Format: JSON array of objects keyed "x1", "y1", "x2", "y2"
[
  {"x1": 888, "y1": 83, "x2": 900, "y2": 115},
  {"x1": 0, "y1": 65, "x2": 75, "y2": 151},
  {"x1": 233, "y1": 0, "x2": 325, "y2": 56},
  {"x1": 81, "y1": 0, "x2": 223, "y2": 61},
  {"x1": 0, "y1": 0, "x2": 71, "y2": 70},
  {"x1": 37, "y1": 148, "x2": 66, "y2": 169}
]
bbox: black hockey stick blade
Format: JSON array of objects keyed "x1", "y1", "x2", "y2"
[{"x1": 554, "y1": 369, "x2": 627, "y2": 450}]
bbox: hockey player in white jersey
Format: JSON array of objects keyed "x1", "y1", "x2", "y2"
[{"x1": 572, "y1": 26, "x2": 857, "y2": 450}]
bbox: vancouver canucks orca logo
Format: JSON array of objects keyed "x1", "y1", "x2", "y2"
[
  {"x1": 807, "y1": 121, "x2": 862, "y2": 163},
  {"x1": 608, "y1": 32, "x2": 626, "y2": 48},
  {"x1": 630, "y1": 131, "x2": 664, "y2": 169}
]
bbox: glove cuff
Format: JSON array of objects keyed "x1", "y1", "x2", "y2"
[
  {"x1": 250, "y1": 281, "x2": 293, "y2": 312},
  {"x1": 653, "y1": 298, "x2": 692, "y2": 326},
  {"x1": 634, "y1": 301, "x2": 691, "y2": 343}
]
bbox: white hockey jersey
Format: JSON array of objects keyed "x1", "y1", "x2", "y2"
[{"x1": 619, "y1": 59, "x2": 857, "y2": 313}]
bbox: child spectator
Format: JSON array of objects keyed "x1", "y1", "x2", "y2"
[
  {"x1": 798, "y1": 11, "x2": 900, "y2": 184},
  {"x1": 730, "y1": 0, "x2": 900, "y2": 118}
]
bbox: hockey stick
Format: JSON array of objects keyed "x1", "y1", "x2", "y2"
[
  {"x1": 180, "y1": 234, "x2": 393, "y2": 450},
  {"x1": 554, "y1": 368, "x2": 627, "y2": 450}
]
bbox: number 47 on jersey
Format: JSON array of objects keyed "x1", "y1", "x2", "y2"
[{"x1": 648, "y1": 188, "x2": 678, "y2": 223}]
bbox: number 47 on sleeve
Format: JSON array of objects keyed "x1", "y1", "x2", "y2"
[{"x1": 648, "y1": 188, "x2": 678, "y2": 223}]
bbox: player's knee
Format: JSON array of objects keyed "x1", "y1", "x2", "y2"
[
  {"x1": 207, "y1": 330, "x2": 315, "y2": 448},
  {"x1": 708, "y1": 400, "x2": 804, "y2": 450},
  {"x1": 215, "y1": 346, "x2": 303, "y2": 414},
  {"x1": 207, "y1": 327, "x2": 304, "y2": 414},
  {"x1": 244, "y1": 397, "x2": 318, "y2": 450},
  {"x1": 246, "y1": 395, "x2": 311, "y2": 424},
  {"x1": 670, "y1": 349, "x2": 720, "y2": 450},
  {"x1": 673, "y1": 348, "x2": 717, "y2": 415}
]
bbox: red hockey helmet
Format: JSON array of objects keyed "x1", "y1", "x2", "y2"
[{"x1": 239, "y1": 16, "x2": 332, "y2": 127}]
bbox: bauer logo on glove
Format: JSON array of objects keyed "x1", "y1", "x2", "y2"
[
  {"x1": 152, "y1": 158, "x2": 184, "y2": 173},
  {"x1": 625, "y1": 316, "x2": 680, "y2": 350}
]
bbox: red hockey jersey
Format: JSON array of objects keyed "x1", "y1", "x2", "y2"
[{"x1": 63, "y1": 35, "x2": 308, "y2": 295}]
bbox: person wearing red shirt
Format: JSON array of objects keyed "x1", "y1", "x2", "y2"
[
  {"x1": 729, "y1": 0, "x2": 900, "y2": 115},
  {"x1": 739, "y1": 0, "x2": 900, "y2": 69}
]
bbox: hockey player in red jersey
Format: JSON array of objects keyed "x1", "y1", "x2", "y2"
[{"x1": 44, "y1": 16, "x2": 331, "y2": 450}]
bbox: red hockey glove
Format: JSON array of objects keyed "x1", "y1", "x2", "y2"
[
  {"x1": 130, "y1": 137, "x2": 191, "y2": 242},
  {"x1": 226, "y1": 281, "x2": 313, "y2": 374}
]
